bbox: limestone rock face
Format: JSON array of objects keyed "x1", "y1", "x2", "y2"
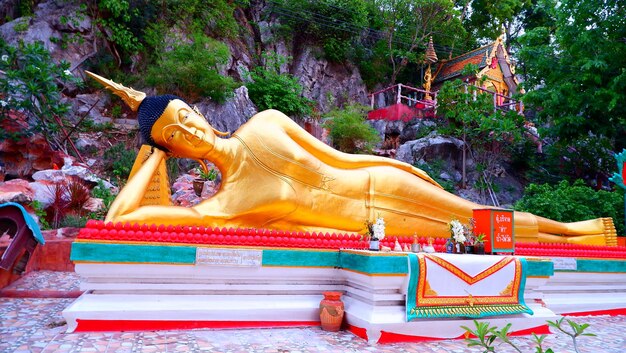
[
  {"x1": 293, "y1": 47, "x2": 369, "y2": 113},
  {"x1": 195, "y1": 86, "x2": 258, "y2": 134},
  {"x1": 0, "y1": 1, "x2": 96, "y2": 71},
  {"x1": 396, "y1": 132, "x2": 465, "y2": 171}
]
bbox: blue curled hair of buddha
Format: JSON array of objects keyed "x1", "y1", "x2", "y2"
[{"x1": 137, "y1": 94, "x2": 183, "y2": 150}]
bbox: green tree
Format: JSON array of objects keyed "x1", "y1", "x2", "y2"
[
  {"x1": 372, "y1": 0, "x2": 466, "y2": 83},
  {"x1": 436, "y1": 66, "x2": 526, "y2": 201},
  {"x1": 0, "y1": 39, "x2": 80, "y2": 150},
  {"x1": 245, "y1": 53, "x2": 313, "y2": 118},
  {"x1": 145, "y1": 33, "x2": 234, "y2": 103},
  {"x1": 271, "y1": 0, "x2": 369, "y2": 62},
  {"x1": 323, "y1": 104, "x2": 380, "y2": 154},
  {"x1": 517, "y1": 0, "x2": 626, "y2": 151},
  {"x1": 515, "y1": 180, "x2": 625, "y2": 236}
]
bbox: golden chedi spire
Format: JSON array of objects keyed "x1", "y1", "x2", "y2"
[
  {"x1": 425, "y1": 37, "x2": 438, "y2": 64},
  {"x1": 85, "y1": 71, "x2": 146, "y2": 112}
]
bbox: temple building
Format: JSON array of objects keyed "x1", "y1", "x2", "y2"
[
  {"x1": 368, "y1": 36, "x2": 522, "y2": 123},
  {"x1": 431, "y1": 35, "x2": 520, "y2": 105}
]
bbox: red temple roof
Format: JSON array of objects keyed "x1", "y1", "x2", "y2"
[{"x1": 434, "y1": 42, "x2": 497, "y2": 83}]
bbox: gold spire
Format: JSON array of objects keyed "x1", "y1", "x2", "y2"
[
  {"x1": 85, "y1": 71, "x2": 146, "y2": 112},
  {"x1": 425, "y1": 37, "x2": 438, "y2": 64}
]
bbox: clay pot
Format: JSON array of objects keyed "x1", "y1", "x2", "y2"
[
  {"x1": 319, "y1": 292, "x2": 344, "y2": 332},
  {"x1": 193, "y1": 179, "x2": 204, "y2": 196}
]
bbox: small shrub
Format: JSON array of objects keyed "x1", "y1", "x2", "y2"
[
  {"x1": 103, "y1": 142, "x2": 137, "y2": 183},
  {"x1": 515, "y1": 180, "x2": 625, "y2": 235},
  {"x1": 146, "y1": 33, "x2": 234, "y2": 102},
  {"x1": 245, "y1": 53, "x2": 313, "y2": 118},
  {"x1": 323, "y1": 104, "x2": 380, "y2": 154}
]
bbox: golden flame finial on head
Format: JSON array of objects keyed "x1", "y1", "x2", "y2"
[{"x1": 85, "y1": 71, "x2": 146, "y2": 112}]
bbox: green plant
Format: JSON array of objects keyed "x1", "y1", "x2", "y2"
[
  {"x1": 462, "y1": 318, "x2": 595, "y2": 353},
  {"x1": 199, "y1": 168, "x2": 218, "y2": 181},
  {"x1": 146, "y1": 32, "x2": 234, "y2": 102},
  {"x1": 0, "y1": 39, "x2": 81, "y2": 148},
  {"x1": 30, "y1": 200, "x2": 50, "y2": 230},
  {"x1": 103, "y1": 142, "x2": 137, "y2": 183},
  {"x1": 415, "y1": 159, "x2": 456, "y2": 193},
  {"x1": 93, "y1": 0, "x2": 143, "y2": 60},
  {"x1": 514, "y1": 180, "x2": 625, "y2": 236},
  {"x1": 323, "y1": 104, "x2": 380, "y2": 154},
  {"x1": 13, "y1": 19, "x2": 30, "y2": 32},
  {"x1": 90, "y1": 181, "x2": 117, "y2": 220},
  {"x1": 245, "y1": 53, "x2": 313, "y2": 118}
]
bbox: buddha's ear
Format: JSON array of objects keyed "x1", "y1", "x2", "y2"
[{"x1": 212, "y1": 127, "x2": 230, "y2": 137}]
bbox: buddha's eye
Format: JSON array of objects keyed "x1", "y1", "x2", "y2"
[
  {"x1": 182, "y1": 113, "x2": 189, "y2": 122},
  {"x1": 167, "y1": 131, "x2": 175, "y2": 142}
]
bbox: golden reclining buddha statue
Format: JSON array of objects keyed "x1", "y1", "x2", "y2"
[{"x1": 86, "y1": 71, "x2": 617, "y2": 246}]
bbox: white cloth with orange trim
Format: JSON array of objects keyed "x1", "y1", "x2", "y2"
[{"x1": 406, "y1": 253, "x2": 532, "y2": 320}]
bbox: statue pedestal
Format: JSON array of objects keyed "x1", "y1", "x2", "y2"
[{"x1": 63, "y1": 223, "x2": 626, "y2": 342}]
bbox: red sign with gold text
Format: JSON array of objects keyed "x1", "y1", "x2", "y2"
[{"x1": 492, "y1": 210, "x2": 514, "y2": 252}]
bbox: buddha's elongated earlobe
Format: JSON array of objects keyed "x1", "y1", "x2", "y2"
[{"x1": 85, "y1": 71, "x2": 146, "y2": 112}]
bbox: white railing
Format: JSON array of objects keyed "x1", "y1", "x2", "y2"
[{"x1": 368, "y1": 83, "x2": 523, "y2": 115}]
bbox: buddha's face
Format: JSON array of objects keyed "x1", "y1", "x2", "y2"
[{"x1": 151, "y1": 99, "x2": 216, "y2": 158}]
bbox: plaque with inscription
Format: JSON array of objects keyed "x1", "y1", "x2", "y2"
[{"x1": 195, "y1": 248, "x2": 262, "y2": 267}]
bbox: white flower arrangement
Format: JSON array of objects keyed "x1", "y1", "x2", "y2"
[
  {"x1": 450, "y1": 219, "x2": 466, "y2": 243},
  {"x1": 365, "y1": 216, "x2": 386, "y2": 241},
  {"x1": 372, "y1": 217, "x2": 386, "y2": 241}
]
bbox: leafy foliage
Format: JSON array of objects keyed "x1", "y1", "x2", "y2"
[
  {"x1": 245, "y1": 53, "x2": 313, "y2": 117},
  {"x1": 517, "y1": 0, "x2": 626, "y2": 151},
  {"x1": 146, "y1": 33, "x2": 234, "y2": 102},
  {"x1": 372, "y1": 0, "x2": 466, "y2": 83},
  {"x1": 0, "y1": 39, "x2": 80, "y2": 149},
  {"x1": 271, "y1": 0, "x2": 368, "y2": 62},
  {"x1": 462, "y1": 318, "x2": 595, "y2": 353},
  {"x1": 514, "y1": 180, "x2": 625, "y2": 236},
  {"x1": 92, "y1": 0, "x2": 143, "y2": 59},
  {"x1": 323, "y1": 104, "x2": 380, "y2": 154},
  {"x1": 436, "y1": 72, "x2": 526, "y2": 195},
  {"x1": 103, "y1": 142, "x2": 137, "y2": 183}
]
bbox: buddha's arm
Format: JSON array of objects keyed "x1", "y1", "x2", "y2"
[
  {"x1": 259, "y1": 110, "x2": 442, "y2": 188},
  {"x1": 105, "y1": 149, "x2": 203, "y2": 224}
]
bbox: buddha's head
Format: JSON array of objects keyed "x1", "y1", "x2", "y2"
[
  {"x1": 85, "y1": 71, "x2": 228, "y2": 160},
  {"x1": 138, "y1": 95, "x2": 217, "y2": 159}
]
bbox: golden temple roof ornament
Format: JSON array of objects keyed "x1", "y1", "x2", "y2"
[
  {"x1": 85, "y1": 71, "x2": 146, "y2": 112},
  {"x1": 425, "y1": 37, "x2": 438, "y2": 64},
  {"x1": 423, "y1": 37, "x2": 438, "y2": 100}
]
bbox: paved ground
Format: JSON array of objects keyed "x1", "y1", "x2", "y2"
[{"x1": 1, "y1": 271, "x2": 625, "y2": 353}]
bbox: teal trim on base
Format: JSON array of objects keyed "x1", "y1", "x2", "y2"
[
  {"x1": 70, "y1": 242, "x2": 196, "y2": 264},
  {"x1": 405, "y1": 253, "x2": 419, "y2": 321},
  {"x1": 572, "y1": 259, "x2": 626, "y2": 273},
  {"x1": 262, "y1": 249, "x2": 339, "y2": 267},
  {"x1": 339, "y1": 252, "x2": 408, "y2": 275},
  {"x1": 525, "y1": 259, "x2": 554, "y2": 277}
]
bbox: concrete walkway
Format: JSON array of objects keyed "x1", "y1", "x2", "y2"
[{"x1": 1, "y1": 271, "x2": 625, "y2": 353}]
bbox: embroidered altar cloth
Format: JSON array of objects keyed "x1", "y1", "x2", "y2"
[{"x1": 406, "y1": 253, "x2": 532, "y2": 320}]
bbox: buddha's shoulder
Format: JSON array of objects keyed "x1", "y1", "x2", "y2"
[{"x1": 248, "y1": 109, "x2": 291, "y2": 124}]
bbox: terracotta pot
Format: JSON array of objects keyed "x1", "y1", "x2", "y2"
[
  {"x1": 319, "y1": 291, "x2": 344, "y2": 332},
  {"x1": 193, "y1": 179, "x2": 204, "y2": 196}
]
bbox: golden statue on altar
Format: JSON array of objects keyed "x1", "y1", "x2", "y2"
[{"x1": 86, "y1": 71, "x2": 617, "y2": 246}]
